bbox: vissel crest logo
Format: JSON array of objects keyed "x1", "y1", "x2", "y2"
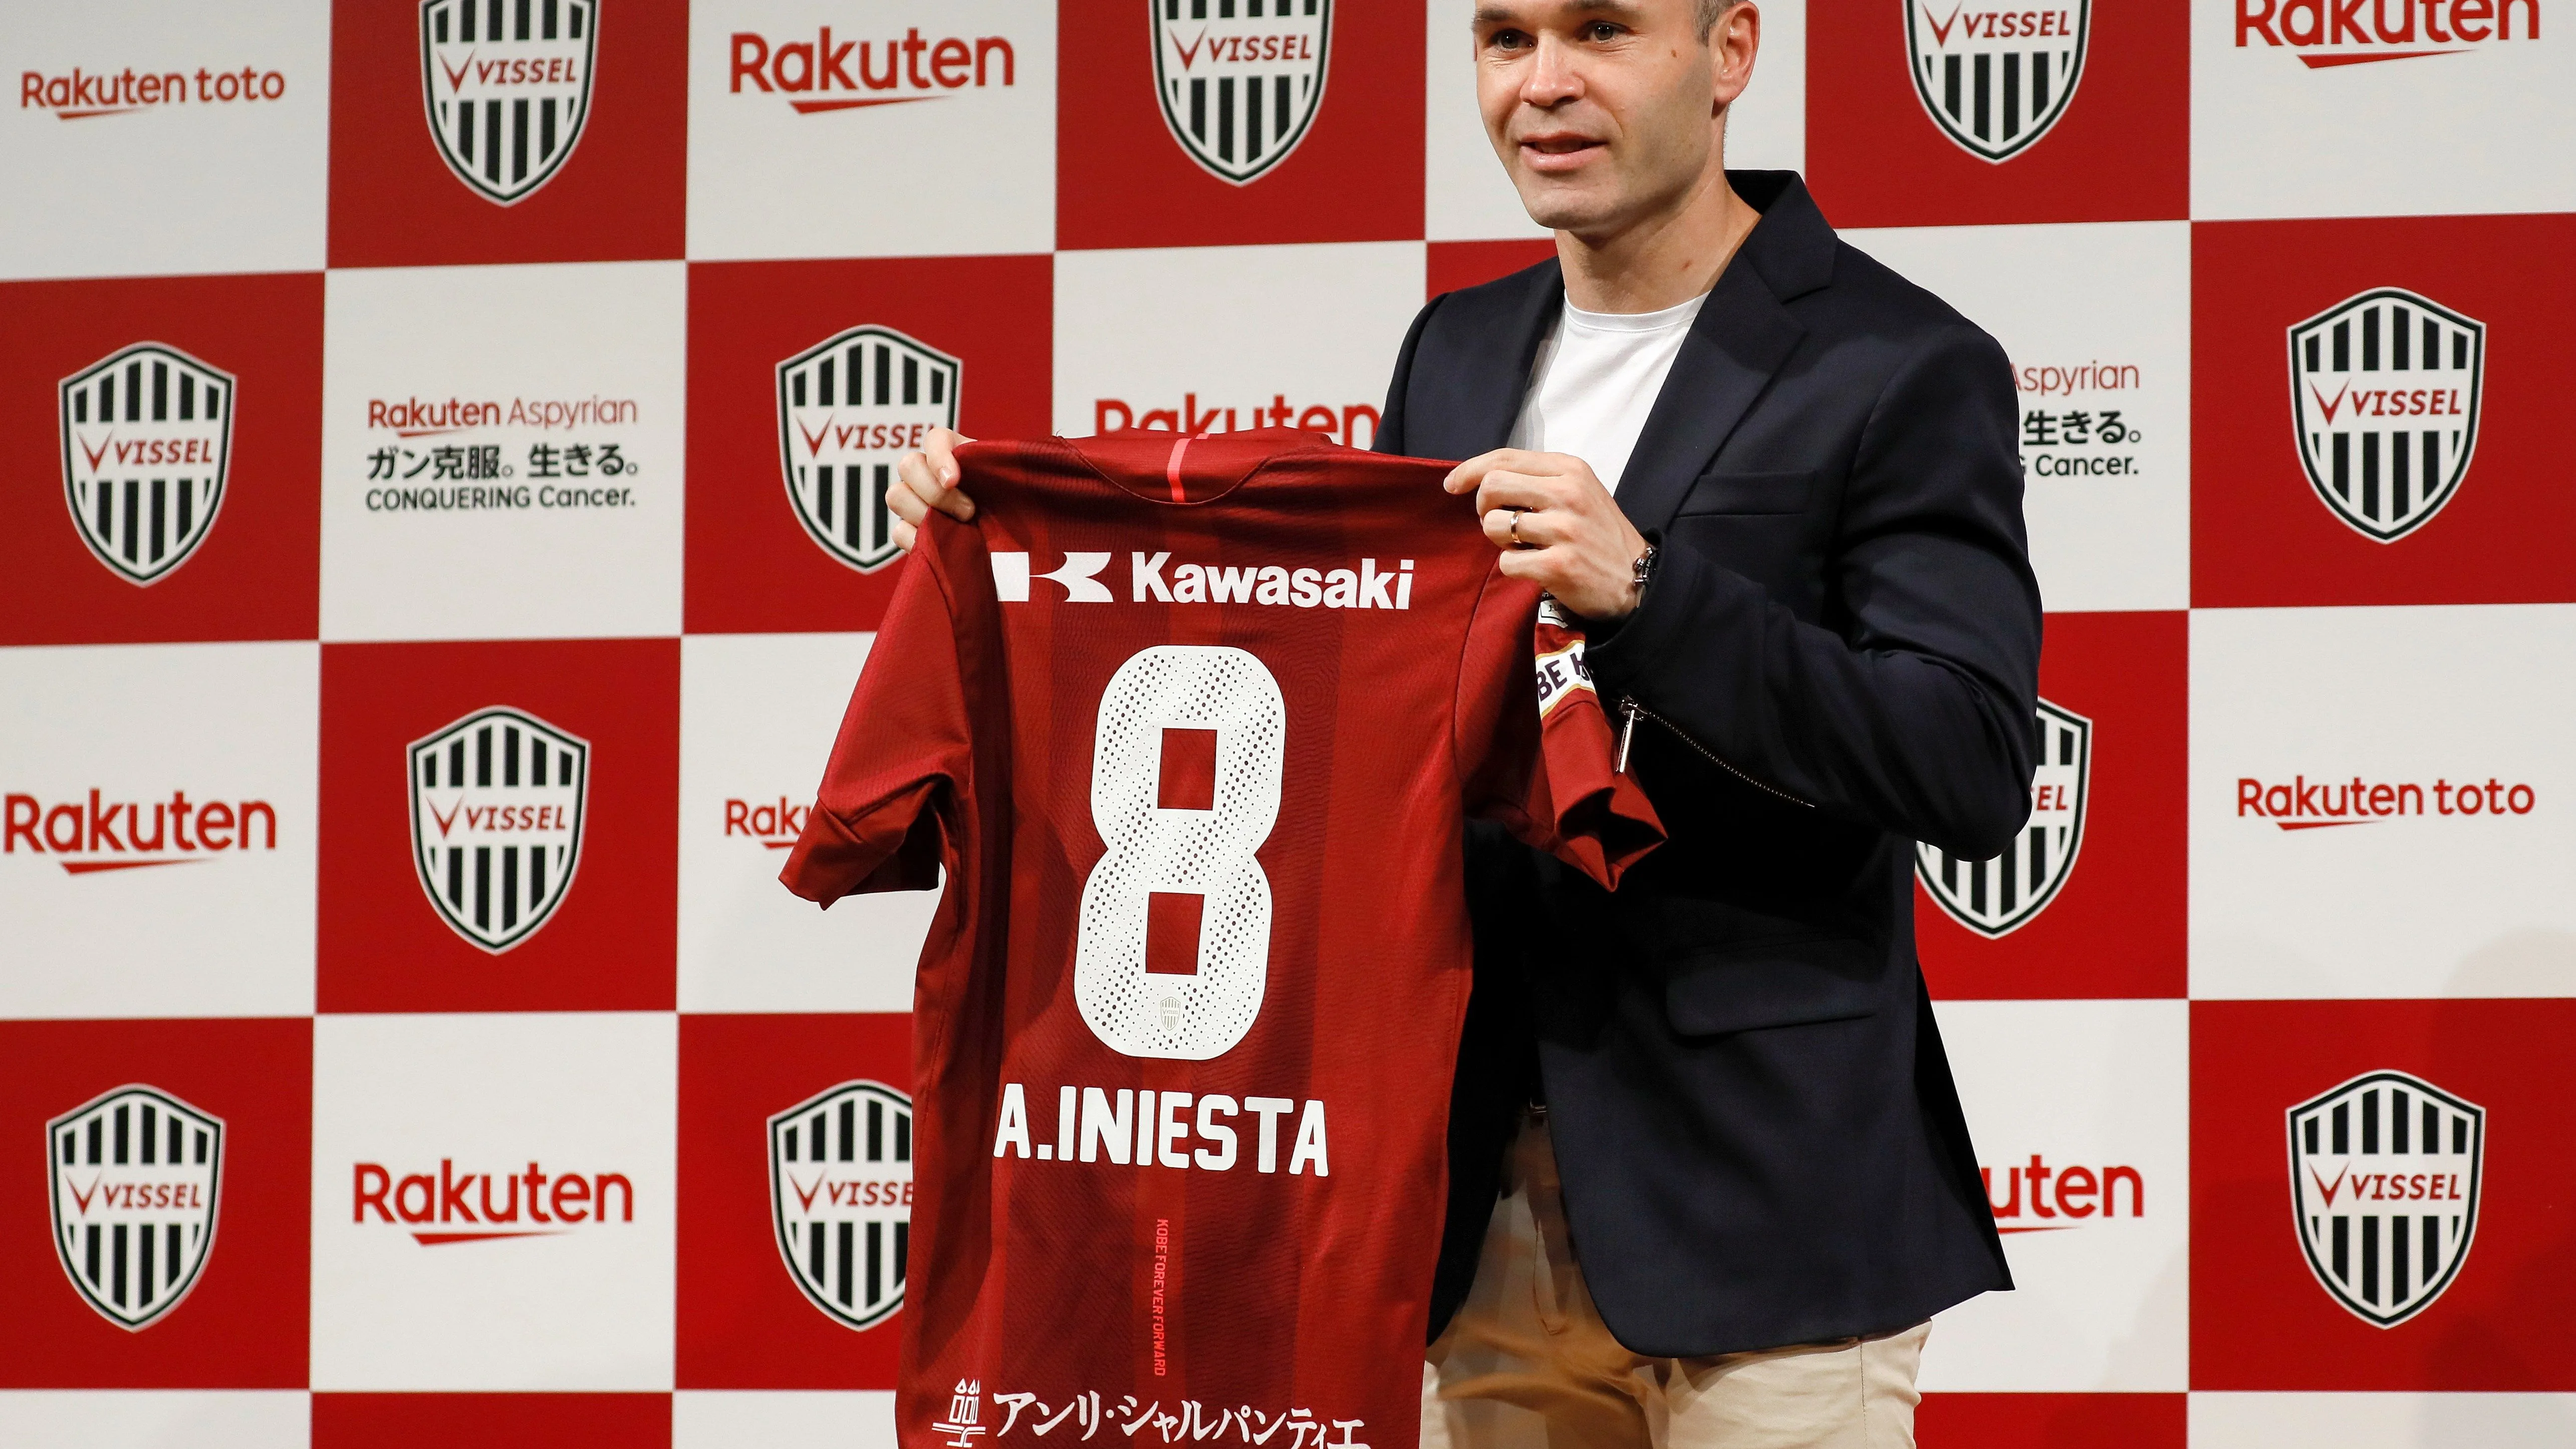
[
  {"x1": 407, "y1": 706, "x2": 589, "y2": 952},
  {"x1": 2289, "y1": 288, "x2": 2485, "y2": 542},
  {"x1": 1152, "y1": 0, "x2": 1332, "y2": 184},
  {"x1": 1918, "y1": 698, "x2": 2090, "y2": 936},
  {"x1": 1905, "y1": 0, "x2": 2089, "y2": 162},
  {"x1": 769, "y1": 1080, "x2": 913, "y2": 1330},
  {"x1": 60, "y1": 343, "x2": 234, "y2": 586},
  {"x1": 2289, "y1": 1070, "x2": 2483, "y2": 1327},
  {"x1": 779, "y1": 326, "x2": 958, "y2": 573},
  {"x1": 49, "y1": 1085, "x2": 224, "y2": 1331},
  {"x1": 420, "y1": 0, "x2": 597, "y2": 205}
]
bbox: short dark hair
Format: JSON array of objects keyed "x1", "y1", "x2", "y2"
[{"x1": 1697, "y1": 0, "x2": 1744, "y2": 41}]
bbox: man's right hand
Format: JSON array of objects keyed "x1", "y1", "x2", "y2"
[{"x1": 889, "y1": 426, "x2": 978, "y2": 553}]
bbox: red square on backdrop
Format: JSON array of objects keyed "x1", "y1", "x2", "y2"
[
  {"x1": 1426, "y1": 239, "x2": 1556, "y2": 301},
  {"x1": 1804, "y1": 0, "x2": 2188, "y2": 227},
  {"x1": 2191, "y1": 998, "x2": 2576, "y2": 1390},
  {"x1": 328, "y1": 0, "x2": 687, "y2": 267},
  {"x1": 318, "y1": 638, "x2": 678, "y2": 1013},
  {"x1": 1056, "y1": 0, "x2": 1424, "y2": 249},
  {"x1": 1917, "y1": 1393, "x2": 2183, "y2": 1448},
  {"x1": 314, "y1": 1392, "x2": 668, "y2": 1448},
  {"x1": 683, "y1": 255, "x2": 1054, "y2": 635},
  {"x1": 0, "y1": 1018, "x2": 310, "y2": 1388},
  {"x1": 0, "y1": 273, "x2": 320, "y2": 647},
  {"x1": 2193, "y1": 213, "x2": 2576, "y2": 608},
  {"x1": 1919, "y1": 611, "x2": 2184, "y2": 1000},
  {"x1": 677, "y1": 1013, "x2": 912, "y2": 1389}
]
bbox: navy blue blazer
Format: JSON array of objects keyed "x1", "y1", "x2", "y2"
[{"x1": 1382, "y1": 172, "x2": 2037, "y2": 1358}]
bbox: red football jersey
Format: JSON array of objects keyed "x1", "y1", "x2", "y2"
[{"x1": 782, "y1": 429, "x2": 1658, "y2": 1449}]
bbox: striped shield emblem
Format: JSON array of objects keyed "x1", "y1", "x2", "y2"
[
  {"x1": 1904, "y1": 0, "x2": 2088, "y2": 163},
  {"x1": 59, "y1": 343, "x2": 233, "y2": 587},
  {"x1": 778, "y1": 326, "x2": 958, "y2": 574},
  {"x1": 2289, "y1": 288, "x2": 2485, "y2": 543},
  {"x1": 48, "y1": 1085, "x2": 224, "y2": 1331},
  {"x1": 1151, "y1": 0, "x2": 1332, "y2": 185},
  {"x1": 420, "y1": 0, "x2": 597, "y2": 205},
  {"x1": 407, "y1": 706, "x2": 589, "y2": 953},
  {"x1": 2289, "y1": 1070, "x2": 2483, "y2": 1327},
  {"x1": 1917, "y1": 698, "x2": 2090, "y2": 937},
  {"x1": 769, "y1": 1080, "x2": 913, "y2": 1330}
]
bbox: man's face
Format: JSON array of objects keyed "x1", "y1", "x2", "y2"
[{"x1": 1472, "y1": 1, "x2": 1752, "y2": 237}]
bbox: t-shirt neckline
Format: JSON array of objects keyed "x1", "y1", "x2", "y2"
[{"x1": 1560, "y1": 291, "x2": 1708, "y2": 335}]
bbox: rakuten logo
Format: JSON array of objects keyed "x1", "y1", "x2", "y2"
[
  {"x1": 352, "y1": 1159, "x2": 633, "y2": 1246},
  {"x1": 366, "y1": 395, "x2": 637, "y2": 437},
  {"x1": 2236, "y1": 774, "x2": 2536, "y2": 828},
  {"x1": 1096, "y1": 394, "x2": 1380, "y2": 450},
  {"x1": 20, "y1": 65, "x2": 288, "y2": 118},
  {"x1": 1981, "y1": 1152, "x2": 2145, "y2": 1232},
  {"x1": 5, "y1": 790, "x2": 277, "y2": 874},
  {"x1": 729, "y1": 28, "x2": 1015, "y2": 114},
  {"x1": 2237, "y1": 0, "x2": 2543, "y2": 65},
  {"x1": 724, "y1": 797, "x2": 812, "y2": 849}
]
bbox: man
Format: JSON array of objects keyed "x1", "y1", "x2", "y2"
[{"x1": 890, "y1": 2, "x2": 2038, "y2": 1444}]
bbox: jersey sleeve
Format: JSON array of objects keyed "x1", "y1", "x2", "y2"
[
  {"x1": 1456, "y1": 571, "x2": 1665, "y2": 889},
  {"x1": 779, "y1": 541, "x2": 970, "y2": 906}
]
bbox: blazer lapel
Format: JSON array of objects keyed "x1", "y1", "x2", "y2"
[
  {"x1": 1453, "y1": 259, "x2": 1566, "y2": 456},
  {"x1": 1614, "y1": 261, "x2": 1806, "y2": 534}
]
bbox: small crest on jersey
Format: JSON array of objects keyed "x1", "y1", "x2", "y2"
[
  {"x1": 407, "y1": 706, "x2": 589, "y2": 952},
  {"x1": 420, "y1": 0, "x2": 597, "y2": 205},
  {"x1": 769, "y1": 1080, "x2": 913, "y2": 1330},
  {"x1": 2289, "y1": 1070, "x2": 2483, "y2": 1327},
  {"x1": 59, "y1": 342, "x2": 234, "y2": 586},
  {"x1": 2288, "y1": 288, "x2": 2485, "y2": 543},
  {"x1": 1904, "y1": 0, "x2": 2089, "y2": 163},
  {"x1": 779, "y1": 326, "x2": 959, "y2": 573},
  {"x1": 1151, "y1": 0, "x2": 1332, "y2": 184},
  {"x1": 1917, "y1": 698, "x2": 2089, "y2": 937},
  {"x1": 49, "y1": 1085, "x2": 224, "y2": 1331}
]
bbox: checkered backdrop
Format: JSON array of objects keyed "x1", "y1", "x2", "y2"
[{"x1": 4, "y1": 2, "x2": 2572, "y2": 1445}]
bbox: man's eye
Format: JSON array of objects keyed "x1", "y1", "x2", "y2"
[
  {"x1": 1487, "y1": 29, "x2": 1529, "y2": 51},
  {"x1": 1587, "y1": 23, "x2": 1623, "y2": 42}
]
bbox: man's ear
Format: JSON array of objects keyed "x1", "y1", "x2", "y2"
[{"x1": 1711, "y1": 1, "x2": 1759, "y2": 112}]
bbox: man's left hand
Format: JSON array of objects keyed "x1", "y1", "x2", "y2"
[{"x1": 1444, "y1": 449, "x2": 1650, "y2": 621}]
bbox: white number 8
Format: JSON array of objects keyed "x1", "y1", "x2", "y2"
[{"x1": 1074, "y1": 645, "x2": 1284, "y2": 1060}]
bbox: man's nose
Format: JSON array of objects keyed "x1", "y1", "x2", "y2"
[{"x1": 1520, "y1": 35, "x2": 1585, "y2": 106}]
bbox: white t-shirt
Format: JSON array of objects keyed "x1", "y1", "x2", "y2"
[{"x1": 1506, "y1": 291, "x2": 1708, "y2": 495}]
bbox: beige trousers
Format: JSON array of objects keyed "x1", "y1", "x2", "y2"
[{"x1": 1421, "y1": 1115, "x2": 1926, "y2": 1449}]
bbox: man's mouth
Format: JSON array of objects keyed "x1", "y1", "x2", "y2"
[{"x1": 1518, "y1": 132, "x2": 1606, "y2": 171}]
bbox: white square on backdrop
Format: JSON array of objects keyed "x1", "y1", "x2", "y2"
[
  {"x1": 0, "y1": 641, "x2": 317, "y2": 1019},
  {"x1": 1053, "y1": 241, "x2": 1425, "y2": 446},
  {"x1": 674, "y1": 1390, "x2": 899, "y2": 1449},
  {"x1": 679, "y1": 631, "x2": 934, "y2": 1013},
  {"x1": 1920, "y1": 998, "x2": 2189, "y2": 1392},
  {"x1": 309, "y1": 1012, "x2": 678, "y2": 1391},
  {"x1": 0, "y1": 1, "x2": 329, "y2": 281},
  {"x1": 0, "y1": 1390, "x2": 311, "y2": 1449},
  {"x1": 319, "y1": 261, "x2": 687, "y2": 643},
  {"x1": 1424, "y1": 0, "x2": 1805, "y2": 243},
  {"x1": 686, "y1": 0, "x2": 1056, "y2": 261},
  {"x1": 2191, "y1": 604, "x2": 2576, "y2": 1000},
  {"x1": 1843, "y1": 220, "x2": 2190, "y2": 614},
  {"x1": 2192, "y1": 2, "x2": 2576, "y2": 220},
  {"x1": 2191, "y1": 1392, "x2": 2576, "y2": 1448}
]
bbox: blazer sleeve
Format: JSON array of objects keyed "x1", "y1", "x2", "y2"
[{"x1": 1583, "y1": 323, "x2": 2043, "y2": 860}]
